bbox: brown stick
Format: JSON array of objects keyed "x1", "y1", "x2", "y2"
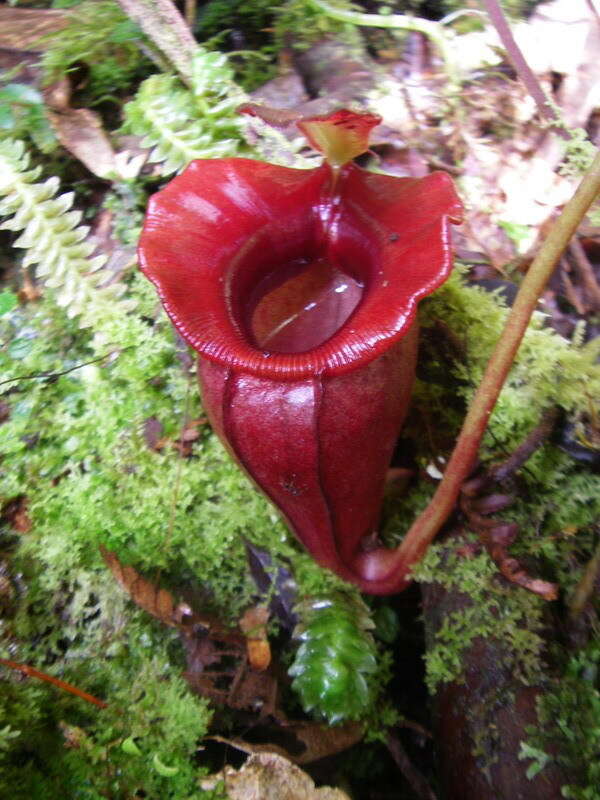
[
  {"x1": 569, "y1": 239, "x2": 600, "y2": 309},
  {"x1": 481, "y1": 0, "x2": 569, "y2": 139},
  {"x1": 569, "y1": 535, "x2": 600, "y2": 618},
  {"x1": 561, "y1": 260, "x2": 587, "y2": 315},
  {"x1": 386, "y1": 733, "x2": 438, "y2": 800},
  {"x1": 488, "y1": 406, "x2": 561, "y2": 484},
  {"x1": 0, "y1": 658, "x2": 108, "y2": 708},
  {"x1": 184, "y1": 0, "x2": 196, "y2": 29},
  {"x1": 461, "y1": 407, "x2": 560, "y2": 600},
  {"x1": 115, "y1": 0, "x2": 197, "y2": 86}
]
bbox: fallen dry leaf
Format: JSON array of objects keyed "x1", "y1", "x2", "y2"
[
  {"x1": 209, "y1": 719, "x2": 364, "y2": 766},
  {"x1": 85, "y1": 207, "x2": 137, "y2": 285},
  {"x1": 281, "y1": 720, "x2": 365, "y2": 765},
  {"x1": 142, "y1": 416, "x2": 164, "y2": 451},
  {"x1": 140, "y1": 417, "x2": 206, "y2": 455},
  {"x1": 199, "y1": 751, "x2": 351, "y2": 799},
  {"x1": 101, "y1": 547, "x2": 195, "y2": 629},
  {"x1": 245, "y1": 542, "x2": 298, "y2": 631},
  {"x1": 0, "y1": 7, "x2": 67, "y2": 51},
  {"x1": 18, "y1": 275, "x2": 43, "y2": 304},
  {"x1": 47, "y1": 108, "x2": 118, "y2": 180},
  {"x1": 182, "y1": 632, "x2": 279, "y2": 717},
  {"x1": 102, "y1": 548, "x2": 242, "y2": 635},
  {"x1": 180, "y1": 418, "x2": 207, "y2": 442},
  {"x1": 42, "y1": 78, "x2": 71, "y2": 112},
  {"x1": 172, "y1": 418, "x2": 208, "y2": 456},
  {"x1": 1, "y1": 495, "x2": 32, "y2": 534},
  {"x1": 102, "y1": 548, "x2": 264, "y2": 712}
]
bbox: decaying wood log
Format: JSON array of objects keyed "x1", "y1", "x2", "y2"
[{"x1": 421, "y1": 578, "x2": 574, "y2": 799}]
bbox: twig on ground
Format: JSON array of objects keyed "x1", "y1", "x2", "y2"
[
  {"x1": 386, "y1": 732, "x2": 438, "y2": 800},
  {"x1": 0, "y1": 348, "x2": 133, "y2": 388},
  {"x1": 462, "y1": 407, "x2": 561, "y2": 494},
  {"x1": 569, "y1": 238, "x2": 600, "y2": 309},
  {"x1": 569, "y1": 534, "x2": 600, "y2": 618},
  {"x1": 184, "y1": 0, "x2": 196, "y2": 29},
  {"x1": 480, "y1": 0, "x2": 569, "y2": 139},
  {"x1": 561, "y1": 258, "x2": 587, "y2": 315},
  {"x1": 115, "y1": 0, "x2": 197, "y2": 86},
  {"x1": 460, "y1": 407, "x2": 561, "y2": 600}
]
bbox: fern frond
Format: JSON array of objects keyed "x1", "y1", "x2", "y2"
[
  {"x1": 189, "y1": 49, "x2": 237, "y2": 104},
  {"x1": 123, "y1": 50, "x2": 246, "y2": 176},
  {"x1": 0, "y1": 139, "x2": 135, "y2": 330},
  {"x1": 289, "y1": 592, "x2": 378, "y2": 724}
]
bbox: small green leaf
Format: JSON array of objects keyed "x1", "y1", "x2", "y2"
[
  {"x1": 373, "y1": 606, "x2": 400, "y2": 643},
  {"x1": 151, "y1": 753, "x2": 179, "y2": 777},
  {"x1": 8, "y1": 337, "x2": 34, "y2": 359},
  {"x1": 0, "y1": 289, "x2": 18, "y2": 316},
  {"x1": 121, "y1": 736, "x2": 142, "y2": 756},
  {"x1": 525, "y1": 760, "x2": 544, "y2": 780},
  {"x1": 519, "y1": 741, "x2": 551, "y2": 779},
  {"x1": 498, "y1": 220, "x2": 534, "y2": 254}
]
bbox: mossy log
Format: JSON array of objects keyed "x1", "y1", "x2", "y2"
[{"x1": 421, "y1": 577, "x2": 574, "y2": 799}]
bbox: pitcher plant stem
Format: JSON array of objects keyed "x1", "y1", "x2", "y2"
[{"x1": 392, "y1": 150, "x2": 600, "y2": 587}]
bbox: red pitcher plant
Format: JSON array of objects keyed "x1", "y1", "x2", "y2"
[{"x1": 138, "y1": 109, "x2": 463, "y2": 594}]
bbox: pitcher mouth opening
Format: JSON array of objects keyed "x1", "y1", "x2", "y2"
[
  {"x1": 138, "y1": 157, "x2": 462, "y2": 382},
  {"x1": 238, "y1": 253, "x2": 365, "y2": 355}
]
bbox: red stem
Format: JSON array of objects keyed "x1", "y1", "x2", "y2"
[
  {"x1": 355, "y1": 150, "x2": 600, "y2": 593},
  {"x1": 0, "y1": 657, "x2": 108, "y2": 708}
]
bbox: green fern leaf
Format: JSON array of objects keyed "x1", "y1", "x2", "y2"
[
  {"x1": 122, "y1": 50, "x2": 246, "y2": 176},
  {"x1": 0, "y1": 139, "x2": 135, "y2": 330}
]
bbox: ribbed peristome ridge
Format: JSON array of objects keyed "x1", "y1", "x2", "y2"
[{"x1": 138, "y1": 157, "x2": 463, "y2": 379}]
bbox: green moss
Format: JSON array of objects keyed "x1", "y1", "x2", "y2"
[
  {"x1": 274, "y1": 0, "x2": 361, "y2": 52},
  {"x1": 413, "y1": 543, "x2": 547, "y2": 693},
  {"x1": 1, "y1": 522, "x2": 217, "y2": 796},
  {"x1": 520, "y1": 640, "x2": 600, "y2": 798},
  {"x1": 2, "y1": 103, "x2": 600, "y2": 789},
  {"x1": 0, "y1": 640, "x2": 218, "y2": 798},
  {"x1": 4, "y1": 266, "x2": 598, "y2": 702},
  {"x1": 41, "y1": 0, "x2": 152, "y2": 101},
  {"x1": 0, "y1": 80, "x2": 57, "y2": 154},
  {"x1": 2, "y1": 277, "x2": 314, "y2": 612},
  {"x1": 102, "y1": 179, "x2": 151, "y2": 246},
  {"x1": 0, "y1": 269, "x2": 334, "y2": 791},
  {"x1": 421, "y1": 269, "x2": 600, "y2": 442}
]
